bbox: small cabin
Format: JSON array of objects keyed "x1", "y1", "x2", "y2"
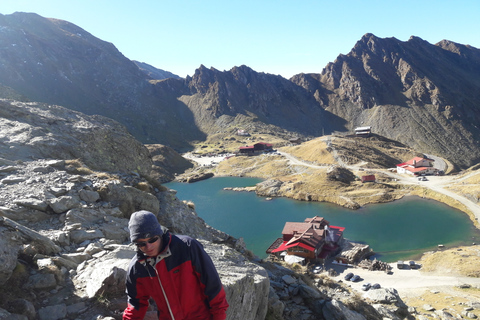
[
  {"x1": 361, "y1": 175, "x2": 376, "y2": 183},
  {"x1": 355, "y1": 126, "x2": 372, "y2": 137}
]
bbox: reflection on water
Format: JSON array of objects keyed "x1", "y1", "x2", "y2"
[{"x1": 165, "y1": 177, "x2": 479, "y2": 262}]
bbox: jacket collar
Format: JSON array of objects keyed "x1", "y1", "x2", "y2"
[{"x1": 137, "y1": 232, "x2": 172, "y2": 268}]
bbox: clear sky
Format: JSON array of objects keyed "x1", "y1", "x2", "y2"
[{"x1": 2, "y1": 0, "x2": 479, "y2": 79}]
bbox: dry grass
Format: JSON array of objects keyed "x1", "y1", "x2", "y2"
[
  {"x1": 216, "y1": 154, "x2": 292, "y2": 178},
  {"x1": 193, "y1": 133, "x2": 289, "y2": 155},
  {"x1": 420, "y1": 246, "x2": 480, "y2": 277},
  {"x1": 65, "y1": 159, "x2": 93, "y2": 175},
  {"x1": 403, "y1": 287, "x2": 480, "y2": 319},
  {"x1": 281, "y1": 138, "x2": 336, "y2": 164}
]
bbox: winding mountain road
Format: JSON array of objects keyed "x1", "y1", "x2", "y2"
[{"x1": 277, "y1": 149, "x2": 480, "y2": 223}]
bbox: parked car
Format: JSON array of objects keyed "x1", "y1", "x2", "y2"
[
  {"x1": 313, "y1": 266, "x2": 322, "y2": 274},
  {"x1": 344, "y1": 272, "x2": 354, "y2": 281},
  {"x1": 351, "y1": 275, "x2": 361, "y2": 282},
  {"x1": 361, "y1": 283, "x2": 371, "y2": 291},
  {"x1": 371, "y1": 283, "x2": 381, "y2": 289}
]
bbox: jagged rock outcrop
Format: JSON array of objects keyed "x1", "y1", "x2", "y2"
[
  {"x1": 146, "y1": 144, "x2": 194, "y2": 183},
  {"x1": 0, "y1": 101, "x2": 272, "y2": 320},
  {"x1": 0, "y1": 157, "x2": 271, "y2": 320},
  {"x1": 1, "y1": 12, "x2": 479, "y2": 170},
  {"x1": 181, "y1": 65, "x2": 344, "y2": 137},
  {"x1": 292, "y1": 33, "x2": 480, "y2": 169},
  {"x1": 0, "y1": 99, "x2": 152, "y2": 175}
]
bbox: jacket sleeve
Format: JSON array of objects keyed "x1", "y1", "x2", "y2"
[
  {"x1": 123, "y1": 259, "x2": 149, "y2": 320},
  {"x1": 189, "y1": 239, "x2": 229, "y2": 320}
]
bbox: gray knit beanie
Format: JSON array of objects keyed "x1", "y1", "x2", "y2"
[{"x1": 128, "y1": 210, "x2": 163, "y2": 242}]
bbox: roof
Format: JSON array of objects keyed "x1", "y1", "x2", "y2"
[
  {"x1": 282, "y1": 222, "x2": 314, "y2": 235},
  {"x1": 255, "y1": 142, "x2": 273, "y2": 147},
  {"x1": 397, "y1": 164, "x2": 429, "y2": 173},
  {"x1": 405, "y1": 157, "x2": 433, "y2": 165},
  {"x1": 355, "y1": 126, "x2": 372, "y2": 131},
  {"x1": 239, "y1": 146, "x2": 255, "y2": 150},
  {"x1": 266, "y1": 238, "x2": 284, "y2": 254},
  {"x1": 397, "y1": 157, "x2": 434, "y2": 168},
  {"x1": 271, "y1": 241, "x2": 315, "y2": 253}
]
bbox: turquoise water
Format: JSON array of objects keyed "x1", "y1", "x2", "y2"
[{"x1": 165, "y1": 177, "x2": 479, "y2": 262}]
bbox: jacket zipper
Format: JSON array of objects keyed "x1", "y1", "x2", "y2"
[{"x1": 154, "y1": 266, "x2": 175, "y2": 320}]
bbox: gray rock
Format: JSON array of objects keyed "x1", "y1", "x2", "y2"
[
  {"x1": 0, "y1": 226, "x2": 20, "y2": 285},
  {"x1": 66, "y1": 302, "x2": 86, "y2": 315},
  {"x1": 201, "y1": 241, "x2": 270, "y2": 320},
  {"x1": 48, "y1": 195, "x2": 81, "y2": 214},
  {"x1": 13, "y1": 198, "x2": 48, "y2": 211},
  {"x1": 79, "y1": 189, "x2": 100, "y2": 203},
  {"x1": 25, "y1": 273, "x2": 56, "y2": 290},
  {"x1": 37, "y1": 304, "x2": 67, "y2": 320},
  {"x1": 7, "y1": 299, "x2": 36, "y2": 320},
  {"x1": 323, "y1": 299, "x2": 366, "y2": 320},
  {"x1": 282, "y1": 275, "x2": 297, "y2": 285},
  {"x1": 298, "y1": 283, "x2": 322, "y2": 300},
  {"x1": 267, "y1": 287, "x2": 285, "y2": 319},
  {"x1": 462, "y1": 311, "x2": 478, "y2": 319},
  {"x1": 0, "y1": 308, "x2": 28, "y2": 320},
  {"x1": 50, "y1": 256, "x2": 79, "y2": 270},
  {"x1": 435, "y1": 309, "x2": 456, "y2": 319},
  {"x1": 60, "y1": 252, "x2": 92, "y2": 265},
  {"x1": 0, "y1": 217, "x2": 60, "y2": 255},
  {"x1": 73, "y1": 246, "x2": 133, "y2": 298},
  {"x1": 99, "y1": 183, "x2": 160, "y2": 218},
  {"x1": 70, "y1": 229, "x2": 104, "y2": 244},
  {"x1": 423, "y1": 304, "x2": 435, "y2": 311},
  {"x1": 365, "y1": 287, "x2": 400, "y2": 304},
  {"x1": 0, "y1": 100, "x2": 153, "y2": 175},
  {"x1": 1, "y1": 176, "x2": 27, "y2": 184}
]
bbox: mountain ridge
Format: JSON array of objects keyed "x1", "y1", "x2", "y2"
[{"x1": 0, "y1": 13, "x2": 479, "y2": 169}]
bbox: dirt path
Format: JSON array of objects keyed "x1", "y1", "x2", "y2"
[
  {"x1": 329, "y1": 263, "x2": 480, "y2": 299},
  {"x1": 278, "y1": 148, "x2": 480, "y2": 223}
]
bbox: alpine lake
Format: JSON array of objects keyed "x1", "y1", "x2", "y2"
[{"x1": 165, "y1": 177, "x2": 480, "y2": 262}]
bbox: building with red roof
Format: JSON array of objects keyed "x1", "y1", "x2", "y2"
[
  {"x1": 238, "y1": 142, "x2": 273, "y2": 155},
  {"x1": 266, "y1": 216, "x2": 345, "y2": 264},
  {"x1": 396, "y1": 156, "x2": 436, "y2": 176}
]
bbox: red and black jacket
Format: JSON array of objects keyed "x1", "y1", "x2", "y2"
[{"x1": 123, "y1": 232, "x2": 229, "y2": 320}]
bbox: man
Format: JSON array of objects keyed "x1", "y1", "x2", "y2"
[{"x1": 123, "y1": 210, "x2": 229, "y2": 320}]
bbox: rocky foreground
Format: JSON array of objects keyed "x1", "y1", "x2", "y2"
[{"x1": 0, "y1": 99, "x2": 416, "y2": 320}]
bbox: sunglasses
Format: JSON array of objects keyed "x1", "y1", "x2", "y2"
[{"x1": 134, "y1": 236, "x2": 160, "y2": 248}]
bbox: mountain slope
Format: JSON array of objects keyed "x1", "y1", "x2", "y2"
[
  {"x1": 292, "y1": 34, "x2": 480, "y2": 169},
  {"x1": 133, "y1": 60, "x2": 181, "y2": 80},
  {"x1": 178, "y1": 64, "x2": 346, "y2": 137},
  {"x1": 1, "y1": 13, "x2": 479, "y2": 170},
  {"x1": 0, "y1": 12, "x2": 205, "y2": 149}
]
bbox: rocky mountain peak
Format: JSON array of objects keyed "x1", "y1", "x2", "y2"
[{"x1": 1, "y1": 12, "x2": 480, "y2": 170}]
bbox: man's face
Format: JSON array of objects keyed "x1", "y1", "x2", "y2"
[{"x1": 135, "y1": 235, "x2": 162, "y2": 257}]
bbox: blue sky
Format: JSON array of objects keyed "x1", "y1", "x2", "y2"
[{"x1": 2, "y1": 1, "x2": 479, "y2": 78}]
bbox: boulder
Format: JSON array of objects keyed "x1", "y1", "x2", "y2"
[
  {"x1": 73, "y1": 246, "x2": 134, "y2": 298},
  {"x1": 0, "y1": 224, "x2": 20, "y2": 285},
  {"x1": 365, "y1": 287, "x2": 400, "y2": 304},
  {"x1": 202, "y1": 241, "x2": 270, "y2": 320},
  {"x1": 322, "y1": 299, "x2": 366, "y2": 320}
]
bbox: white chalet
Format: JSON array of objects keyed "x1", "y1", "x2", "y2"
[{"x1": 396, "y1": 156, "x2": 436, "y2": 176}]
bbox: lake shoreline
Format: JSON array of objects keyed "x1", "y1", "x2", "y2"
[{"x1": 166, "y1": 176, "x2": 479, "y2": 263}]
